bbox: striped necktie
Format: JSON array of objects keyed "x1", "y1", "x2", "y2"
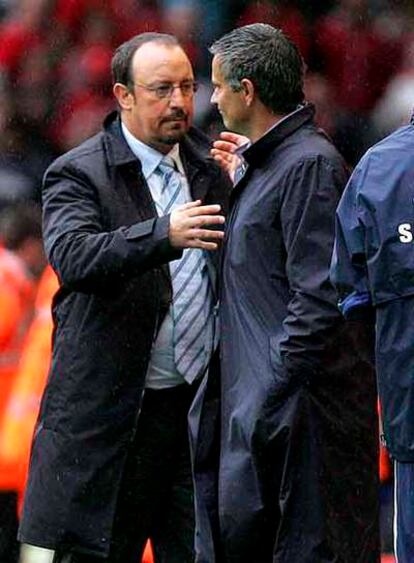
[
  {"x1": 234, "y1": 160, "x2": 247, "y2": 184},
  {"x1": 157, "y1": 156, "x2": 214, "y2": 383}
]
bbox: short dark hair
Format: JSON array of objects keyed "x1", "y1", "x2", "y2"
[
  {"x1": 210, "y1": 24, "x2": 304, "y2": 114},
  {"x1": 0, "y1": 202, "x2": 42, "y2": 250},
  {"x1": 111, "y1": 32, "x2": 181, "y2": 88}
]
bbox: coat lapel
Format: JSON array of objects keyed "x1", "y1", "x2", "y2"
[
  {"x1": 182, "y1": 154, "x2": 210, "y2": 202},
  {"x1": 119, "y1": 161, "x2": 158, "y2": 222}
]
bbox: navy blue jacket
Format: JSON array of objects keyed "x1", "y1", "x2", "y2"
[
  {"x1": 191, "y1": 104, "x2": 379, "y2": 563},
  {"x1": 332, "y1": 114, "x2": 414, "y2": 462}
]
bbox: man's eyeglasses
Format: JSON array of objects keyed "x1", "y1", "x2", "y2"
[{"x1": 132, "y1": 80, "x2": 198, "y2": 99}]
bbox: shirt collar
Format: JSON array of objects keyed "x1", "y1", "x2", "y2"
[{"x1": 121, "y1": 121, "x2": 183, "y2": 179}]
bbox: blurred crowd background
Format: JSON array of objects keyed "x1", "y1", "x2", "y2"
[
  {"x1": 0, "y1": 0, "x2": 414, "y2": 208},
  {"x1": 0, "y1": 0, "x2": 412, "y2": 561}
]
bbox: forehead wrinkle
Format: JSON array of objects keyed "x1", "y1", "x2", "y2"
[{"x1": 132, "y1": 45, "x2": 193, "y2": 83}]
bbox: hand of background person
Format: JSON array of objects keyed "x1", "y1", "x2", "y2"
[
  {"x1": 169, "y1": 200, "x2": 225, "y2": 250},
  {"x1": 211, "y1": 132, "x2": 250, "y2": 182}
]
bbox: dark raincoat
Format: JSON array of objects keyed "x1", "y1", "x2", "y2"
[
  {"x1": 332, "y1": 114, "x2": 414, "y2": 463},
  {"x1": 18, "y1": 111, "x2": 229, "y2": 557},
  {"x1": 190, "y1": 104, "x2": 380, "y2": 563}
]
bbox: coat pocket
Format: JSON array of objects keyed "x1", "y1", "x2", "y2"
[{"x1": 268, "y1": 335, "x2": 307, "y2": 397}]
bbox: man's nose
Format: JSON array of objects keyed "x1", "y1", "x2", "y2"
[{"x1": 169, "y1": 86, "x2": 186, "y2": 106}]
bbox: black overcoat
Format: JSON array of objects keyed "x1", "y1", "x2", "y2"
[
  {"x1": 190, "y1": 105, "x2": 380, "y2": 562},
  {"x1": 18, "y1": 112, "x2": 229, "y2": 557}
]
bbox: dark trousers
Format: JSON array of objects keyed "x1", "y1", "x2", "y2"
[
  {"x1": 54, "y1": 383, "x2": 197, "y2": 563},
  {"x1": 0, "y1": 491, "x2": 19, "y2": 563}
]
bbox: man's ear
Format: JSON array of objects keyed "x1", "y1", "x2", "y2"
[
  {"x1": 113, "y1": 83, "x2": 134, "y2": 111},
  {"x1": 240, "y1": 78, "x2": 255, "y2": 107}
]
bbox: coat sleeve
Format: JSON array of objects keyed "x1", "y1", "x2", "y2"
[
  {"x1": 278, "y1": 154, "x2": 349, "y2": 376},
  {"x1": 330, "y1": 164, "x2": 373, "y2": 319},
  {"x1": 42, "y1": 159, "x2": 182, "y2": 292}
]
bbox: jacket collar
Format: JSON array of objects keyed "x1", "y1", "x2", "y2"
[
  {"x1": 177, "y1": 133, "x2": 212, "y2": 185},
  {"x1": 103, "y1": 111, "x2": 138, "y2": 166},
  {"x1": 241, "y1": 103, "x2": 316, "y2": 165}
]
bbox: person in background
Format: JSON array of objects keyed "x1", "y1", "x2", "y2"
[
  {"x1": 0, "y1": 202, "x2": 45, "y2": 563},
  {"x1": 0, "y1": 266, "x2": 58, "y2": 512},
  {"x1": 331, "y1": 109, "x2": 414, "y2": 563},
  {"x1": 190, "y1": 23, "x2": 380, "y2": 562},
  {"x1": 18, "y1": 31, "x2": 229, "y2": 563}
]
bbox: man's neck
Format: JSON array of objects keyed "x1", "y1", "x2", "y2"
[{"x1": 247, "y1": 110, "x2": 286, "y2": 144}]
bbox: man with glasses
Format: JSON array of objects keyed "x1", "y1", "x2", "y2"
[{"x1": 18, "y1": 32, "x2": 229, "y2": 563}]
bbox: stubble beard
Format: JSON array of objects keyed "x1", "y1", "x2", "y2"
[
  {"x1": 158, "y1": 122, "x2": 189, "y2": 145},
  {"x1": 157, "y1": 129, "x2": 187, "y2": 145}
]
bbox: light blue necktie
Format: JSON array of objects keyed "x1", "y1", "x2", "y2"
[
  {"x1": 157, "y1": 156, "x2": 214, "y2": 383},
  {"x1": 234, "y1": 160, "x2": 247, "y2": 184}
]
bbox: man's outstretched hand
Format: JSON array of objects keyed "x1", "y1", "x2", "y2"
[
  {"x1": 169, "y1": 200, "x2": 225, "y2": 250},
  {"x1": 211, "y1": 132, "x2": 249, "y2": 182}
]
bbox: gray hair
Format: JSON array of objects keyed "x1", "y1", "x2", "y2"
[{"x1": 210, "y1": 24, "x2": 304, "y2": 114}]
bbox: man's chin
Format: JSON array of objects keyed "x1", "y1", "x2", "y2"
[
  {"x1": 158, "y1": 131, "x2": 187, "y2": 145},
  {"x1": 223, "y1": 117, "x2": 244, "y2": 136},
  {"x1": 222, "y1": 115, "x2": 234, "y2": 131}
]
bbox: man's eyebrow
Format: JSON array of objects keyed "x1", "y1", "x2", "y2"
[{"x1": 152, "y1": 79, "x2": 193, "y2": 85}]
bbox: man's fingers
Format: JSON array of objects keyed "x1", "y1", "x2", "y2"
[
  {"x1": 219, "y1": 131, "x2": 250, "y2": 147},
  {"x1": 211, "y1": 151, "x2": 226, "y2": 164},
  {"x1": 210, "y1": 152, "x2": 233, "y2": 170},
  {"x1": 190, "y1": 228, "x2": 224, "y2": 240},
  {"x1": 187, "y1": 239, "x2": 219, "y2": 251},
  {"x1": 211, "y1": 148, "x2": 235, "y2": 164},
  {"x1": 188, "y1": 214, "x2": 225, "y2": 227},
  {"x1": 212, "y1": 140, "x2": 238, "y2": 154},
  {"x1": 169, "y1": 202, "x2": 226, "y2": 250},
  {"x1": 176, "y1": 200, "x2": 202, "y2": 210},
  {"x1": 184, "y1": 204, "x2": 223, "y2": 217}
]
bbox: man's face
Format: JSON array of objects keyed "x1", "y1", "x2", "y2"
[
  {"x1": 211, "y1": 55, "x2": 248, "y2": 133},
  {"x1": 121, "y1": 43, "x2": 195, "y2": 151}
]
